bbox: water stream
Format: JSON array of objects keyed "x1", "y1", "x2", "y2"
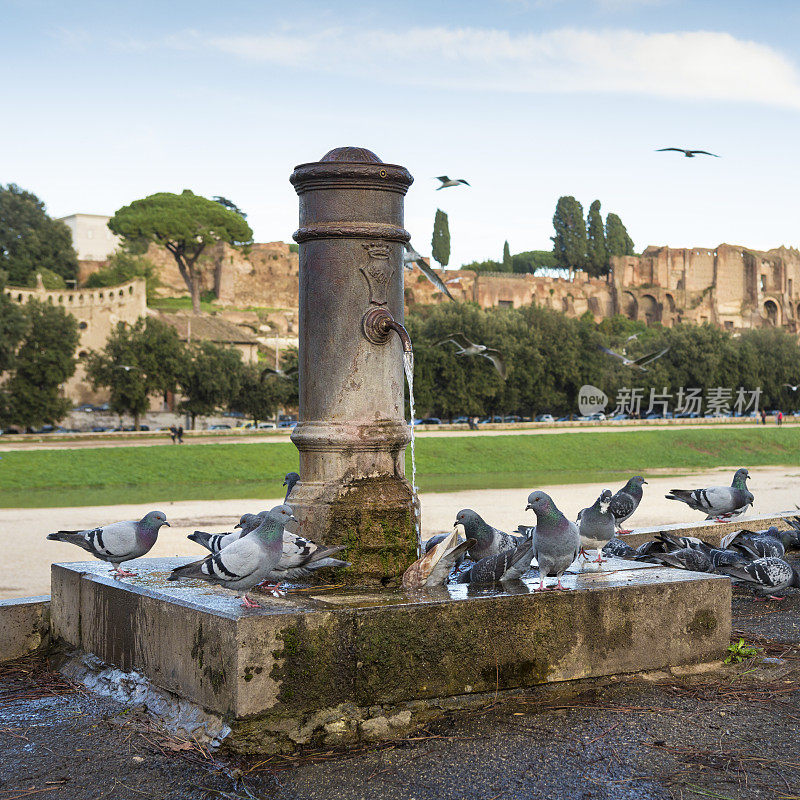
[{"x1": 402, "y1": 350, "x2": 422, "y2": 557}]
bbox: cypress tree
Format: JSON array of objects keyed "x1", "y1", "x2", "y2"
[
  {"x1": 551, "y1": 196, "x2": 587, "y2": 274},
  {"x1": 502, "y1": 240, "x2": 512, "y2": 272},
  {"x1": 431, "y1": 209, "x2": 451, "y2": 268},
  {"x1": 586, "y1": 200, "x2": 608, "y2": 277},
  {"x1": 605, "y1": 213, "x2": 635, "y2": 258}
]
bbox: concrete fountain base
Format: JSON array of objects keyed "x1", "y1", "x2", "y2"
[{"x1": 50, "y1": 556, "x2": 730, "y2": 754}]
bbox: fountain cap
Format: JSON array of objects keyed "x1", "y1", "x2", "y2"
[{"x1": 290, "y1": 146, "x2": 413, "y2": 195}]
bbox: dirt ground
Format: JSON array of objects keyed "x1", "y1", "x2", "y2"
[
  {"x1": 1, "y1": 582, "x2": 799, "y2": 800},
  {"x1": 3, "y1": 465, "x2": 799, "y2": 600}
]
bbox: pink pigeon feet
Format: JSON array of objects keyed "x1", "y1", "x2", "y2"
[
  {"x1": 617, "y1": 529, "x2": 632, "y2": 535},
  {"x1": 240, "y1": 595, "x2": 262, "y2": 609},
  {"x1": 257, "y1": 582, "x2": 287, "y2": 597},
  {"x1": 753, "y1": 595, "x2": 785, "y2": 602},
  {"x1": 592, "y1": 552, "x2": 608, "y2": 564},
  {"x1": 112, "y1": 567, "x2": 137, "y2": 579}
]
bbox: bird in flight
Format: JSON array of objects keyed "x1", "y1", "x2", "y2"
[
  {"x1": 260, "y1": 365, "x2": 298, "y2": 382},
  {"x1": 784, "y1": 383, "x2": 800, "y2": 392},
  {"x1": 404, "y1": 243, "x2": 456, "y2": 301},
  {"x1": 598, "y1": 344, "x2": 669, "y2": 371},
  {"x1": 436, "y1": 332, "x2": 507, "y2": 379},
  {"x1": 114, "y1": 365, "x2": 139, "y2": 372},
  {"x1": 434, "y1": 176, "x2": 470, "y2": 190},
  {"x1": 656, "y1": 148, "x2": 719, "y2": 158}
]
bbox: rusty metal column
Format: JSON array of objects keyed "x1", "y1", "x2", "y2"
[{"x1": 288, "y1": 147, "x2": 416, "y2": 586}]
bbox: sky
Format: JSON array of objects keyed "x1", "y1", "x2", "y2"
[{"x1": 3, "y1": 0, "x2": 800, "y2": 267}]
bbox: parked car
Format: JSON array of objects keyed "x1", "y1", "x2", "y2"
[
  {"x1": 502, "y1": 415, "x2": 521, "y2": 423},
  {"x1": 74, "y1": 404, "x2": 95, "y2": 413},
  {"x1": 278, "y1": 420, "x2": 297, "y2": 428},
  {"x1": 208, "y1": 424, "x2": 231, "y2": 430},
  {"x1": 420, "y1": 418, "x2": 442, "y2": 425},
  {"x1": 610, "y1": 413, "x2": 629, "y2": 421},
  {"x1": 222, "y1": 411, "x2": 245, "y2": 418},
  {"x1": 589, "y1": 412, "x2": 606, "y2": 421},
  {"x1": 90, "y1": 426, "x2": 112, "y2": 432},
  {"x1": 535, "y1": 414, "x2": 555, "y2": 423},
  {"x1": 451, "y1": 416, "x2": 470, "y2": 425}
]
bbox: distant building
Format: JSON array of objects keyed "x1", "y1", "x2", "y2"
[
  {"x1": 156, "y1": 312, "x2": 259, "y2": 363},
  {"x1": 59, "y1": 214, "x2": 121, "y2": 261}
]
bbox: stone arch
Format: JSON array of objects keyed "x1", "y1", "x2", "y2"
[
  {"x1": 639, "y1": 294, "x2": 661, "y2": 324},
  {"x1": 621, "y1": 291, "x2": 638, "y2": 320},
  {"x1": 764, "y1": 299, "x2": 779, "y2": 326},
  {"x1": 665, "y1": 293, "x2": 676, "y2": 313}
]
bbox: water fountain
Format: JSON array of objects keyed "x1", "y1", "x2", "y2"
[{"x1": 47, "y1": 147, "x2": 733, "y2": 754}]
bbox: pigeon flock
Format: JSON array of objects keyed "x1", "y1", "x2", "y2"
[{"x1": 46, "y1": 468, "x2": 797, "y2": 605}]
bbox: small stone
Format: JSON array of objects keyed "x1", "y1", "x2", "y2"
[
  {"x1": 388, "y1": 710, "x2": 412, "y2": 729},
  {"x1": 132, "y1": 756, "x2": 145, "y2": 764},
  {"x1": 360, "y1": 716, "x2": 391, "y2": 740}
]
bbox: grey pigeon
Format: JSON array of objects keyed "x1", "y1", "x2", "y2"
[
  {"x1": 457, "y1": 539, "x2": 535, "y2": 585},
  {"x1": 665, "y1": 468, "x2": 753, "y2": 520},
  {"x1": 434, "y1": 175, "x2": 470, "y2": 189},
  {"x1": 578, "y1": 489, "x2": 616, "y2": 563},
  {"x1": 283, "y1": 472, "x2": 300, "y2": 501},
  {"x1": 609, "y1": 476, "x2": 647, "y2": 533},
  {"x1": 404, "y1": 243, "x2": 456, "y2": 301},
  {"x1": 602, "y1": 537, "x2": 638, "y2": 559},
  {"x1": 436, "y1": 333, "x2": 507, "y2": 380},
  {"x1": 693, "y1": 542, "x2": 751, "y2": 572},
  {"x1": 728, "y1": 534, "x2": 785, "y2": 560},
  {"x1": 526, "y1": 491, "x2": 580, "y2": 591},
  {"x1": 46, "y1": 510, "x2": 170, "y2": 578},
  {"x1": 403, "y1": 531, "x2": 474, "y2": 589},
  {"x1": 717, "y1": 557, "x2": 800, "y2": 600},
  {"x1": 721, "y1": 525, "x2": 799, "y2": 553},
  {"x1": 647, "y1": 547, "x2": 714, "y2": 573},
  {"x1": 188, "y1": 511, "x2": 264, "y2": 553},
  {"x1": 454, "y1": 509, "x2": 522, "y2": 561},
  {"x1": 168, "y1": 506, "x2": 293, "y2": 608}
]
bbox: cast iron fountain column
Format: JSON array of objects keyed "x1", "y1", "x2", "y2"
[{"x1": 288, "y1": 147, "x2": 417, "y2": 586}]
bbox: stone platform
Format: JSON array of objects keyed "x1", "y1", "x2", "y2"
[{"x1": 51, "y1": 556, "x2": 730, "y2": 752}]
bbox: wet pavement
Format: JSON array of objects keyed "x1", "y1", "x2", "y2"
[{"x1": 1, "y1": 585, "x2": 799, "y2": 799}]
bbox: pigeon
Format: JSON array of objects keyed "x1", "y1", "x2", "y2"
[
  {"x1": 784, "y1": 384, "x2": 800, "y2": 392},
  {"x1": 434, "y1": 175, "x2": 470, "y2": 190},
  {"x1": 403, "y1": 530, "x2": 474, "y2": 589},
  {"x1": 525, "y1": 491, "x2": 581, "y2": 591},
  {"x1": 665, "y1": 468, "x2": 753, "y2": 521},
  {"x1": 168, "y1": 506, "x2": 294, "y2": 607},
  {"x1": 425, "y1": 531, "x2": 468, "y2": 570},
  {"x1": 602, "y1": 537, "x2": 638, "y2": 559},
  {"x1": 609, "y1": 476, "x2": 647, "y2": 534},
  {"x1": 647, "y1": 547, "x2": 714, "y2": 573},
  {"x1": 404, "y1": 243, "x2": 456, "y2": 301},
  {"x1": 577, "y1": 489, "x2": 616, "y2": 563},
  {"x1": 721, "y1": 525, "x2": 800, "y2": 553},
  {"x1": 717, "y1": 557, "x2": 800, "y2": 600},
  {"x1": 692, "y1": 542, "x2": 751, "y2": 572},
  {"x1": 457, "y1": 539, "x2": 535, "y2": 585},
  {"x1": 188, "y1": 512, "x2": 264, "y2": 553},
  {"x1": 436, "y1": 332, "x2": 507, "y2": 379},
  {"x1": 656, "y1": 148, "x2": 719, "y2": 158},
  {"x1": 283, "y1": 472, "x2": 300, "y2": 501},
  {"x1": 454, "y1": 509, "x2": 522, "y2": 562},
  {"x1": 598, "y1": 344, "x2": 669, "y2": 371},
  {"x1": 727, "y1": 533, "x2": 785, "y2": 560},
  {"x1": 46, "y1": 511, "x2": 170, "y2": 578}
]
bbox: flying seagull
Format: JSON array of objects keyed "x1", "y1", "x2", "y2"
[
  {"x1": 404, "y1": 243, "x2": 456, "y2": 302},
  {"x1": 434, "y1": 175, "x2": 470, "y2": 190},
  {"x1": 784, "y1": 383, "x2": 800, "y2": 392},
  {"x1": 260, "y1": 365, "x2": 298, "y2": 382},
  {"x1": 598, "y1": 344, "x2": 669, "y2": 371},
  {"x1": 656, "y1": 148, "x2": 719, "y2": 158},
  {"x1": 437, "y1": 332, "x2": 507, "y2": 379},
  {"x1": 114, "y1": 365, "x2": 139, "y2": 372}
]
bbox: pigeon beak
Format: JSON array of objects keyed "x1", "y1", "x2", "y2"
[
  {"x1": 643, "y1": 480, "x2": 648, "y2": 485},
  {"x1": 234, "y1": 523, "x2": 242, "y2": 529},
  {"x1": 525, "y1": 504, "x2": 533, "y2": 511},
  {"x1": 289, "y1": 515, "x2": 299, "y2": 524},
  {"x1": 164, "y1": 521, "x2": 171, "y2": 527}
]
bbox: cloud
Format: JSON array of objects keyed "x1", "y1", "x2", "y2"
[{"x1": 179, "y1": 26, "x2": 800, "y2": 110}]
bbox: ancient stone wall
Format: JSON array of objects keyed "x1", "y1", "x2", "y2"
[{"x1": 4, "y1": 279, "x2": 148, "y2": 404}]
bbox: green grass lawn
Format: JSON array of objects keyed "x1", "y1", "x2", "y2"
[{"x1": 2, "y1": 427, "x2": 798, "y2": 508}]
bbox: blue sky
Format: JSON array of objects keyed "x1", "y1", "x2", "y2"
[{"x1": 3, "y1": 0, "x2": 800, "y2": 267}]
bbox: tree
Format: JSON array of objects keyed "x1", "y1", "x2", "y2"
[
  {"x1": 84, "y1": 250, "x2": 160, "y2": 300},
  {"x1": 502, "y1": 241, "x2": 512, "y2": 272},
  {"x1": 551, "y1": 196, "x2": 587, "y2": 275},
  {"x1": 2, "y1": 299, "x2": 79, "y2": 429},
  {"x1": 462, "y1": 258, "x2": 501, "y2": 273},
  {"x1": 605, "y1": 213, "x2": 635, "y2": 258},
  {"x1": 586, "y1": 200, "x2": 608, "y2": 278},
  {"x1": 431, "y1": 209, "x2": 450, "y2": 268},
  {"x1": 109, "y1": 190, "x2": 253, "y2": 314},
  {"x1": 0, "y1": 273, "x2": 25, "y2": 375},
  {"x1": 213, "y1": 196, "x2": 248, "y2": 219},
  {"x1": 85, "y1": 317, "x2": 185, "y2": 429},
  {"x1": 232, "y1": 364, "x2": 290, "y2": 425},
  {"x1": 178, "y1": 342, "x2": 244, "y2": 428},
  {"x1": 0, "y1": 184, "x2": 78, "y2": 286},
  {"x1": 512, "y1": 250, "x2": 558, "y2": 273}
]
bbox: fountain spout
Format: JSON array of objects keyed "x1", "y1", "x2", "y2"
[{"x1": 361, "y1": 307, "x2": 412, "y2": 354}]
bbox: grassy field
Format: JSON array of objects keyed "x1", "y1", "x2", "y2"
[{"x1": 2, "y1": 427, "x2": 799, "y2": 508}]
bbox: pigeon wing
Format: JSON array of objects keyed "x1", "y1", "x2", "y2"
[{"x1": 87, "y1": 521, "x2": 140, "y2": 560}]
